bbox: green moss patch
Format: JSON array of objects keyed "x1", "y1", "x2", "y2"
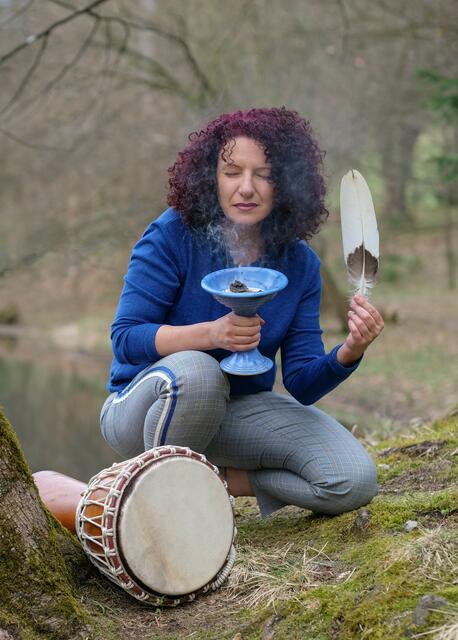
[
  {"x1": 0, "y1": 408, "x2": 92, "y2": 639},
  {"x1": 2, "y1": 409, "x2": 458, "y2": 639}
]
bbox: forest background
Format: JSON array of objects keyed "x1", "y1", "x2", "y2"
[
  {"x1": 1, "y1": 0, "x2": 456, "y2": 474},
  {"x1": 0, "y1": 2, "x2": 457, "y2": 639}
]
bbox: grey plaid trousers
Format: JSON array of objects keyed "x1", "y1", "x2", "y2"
[{"x1": 100, "y1": 350, "x2": 378, "y2": 518}]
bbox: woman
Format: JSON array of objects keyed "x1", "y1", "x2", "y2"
[{"x1": 100, "y1": 107, "x2": 383, "y2": 519}]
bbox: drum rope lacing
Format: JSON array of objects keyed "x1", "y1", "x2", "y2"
[{"x1": 76, "y1": 445, "x2": 237, "y2": 606}]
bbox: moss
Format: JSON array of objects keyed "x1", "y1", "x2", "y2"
[
  {"x1": 373, "y1": 411, "x2": 458, "y2": 453},
  {"x1": 0, "y1": 408, "x2": 96, "y2": 639},
  {"x1": 2, "y1": 409, "x2": 458, "y2": 640},
  {"x1": 0, "y1": 407, "x2": 35, "y2": 496},
  {"x1": 274, "y1": 542, "x2": 458, "y2": 640},
  {"x1": 370, "y1": 489, "x2": 457, "y2": 528},
  {"x1": 0, "y1": 510, "x2": 90, "y2": 639},
  {"x1": 228, "y1": 522, "x2": 458, "y2": 640},
  {"x1": 182, "y1": 415, "x2": 458, "y2": 639}
]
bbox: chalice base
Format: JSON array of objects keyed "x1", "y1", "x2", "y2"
[{"x1": 220, "y1": 349, "x2": 273, "y2": 376}]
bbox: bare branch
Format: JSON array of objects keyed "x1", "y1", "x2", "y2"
[
  {"x1": 0, "y1": 34, "x2": 49, "y2": 117},
  {"x1": 335, "y1": 0, "x2": 350, "y2": 55},
  {"x1": 102, "y1": 70, "x2": 179, "y2": 94},
  {"x1": 102, "y1": 10, "x2": 129, "y2": 71},
  {"x1": 75, "y1": 7, "x2": 215, "y2": 100},
  {"x1": 43, "y1": 16, "x2": 100, "y2": 95},
  {"x1": 0, "y1": 0, "x2": 109, "y2": 65},
  {"x1": 0, "y1": 125, "x2": 73, "y2": 151},
  {"x1": 111, "y1": 44, "x2": 185, "y2": 93},
  {"x1": 0, "y1": 77, "x2": 148, "y2": 152},
  {"x1": 1, "y1": 0, "x2": 214, "y2": 121},
  {"x1": 207, "y1": 0, "x2": 252, "y2": 58},
  {"x1": 0, "y1": 20, "x2": 103, "y2": 126}
]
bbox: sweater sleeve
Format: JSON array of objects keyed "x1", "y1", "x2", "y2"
[
  {"x1": 280, "y1": 254, "x2": 362, "y2": 405},
  {"x1": 111, "y1": 221, "x2": 182, "y2": 365}
]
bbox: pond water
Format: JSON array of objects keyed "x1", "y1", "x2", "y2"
[{"x1": 0, "y1": 336, "x2": 122, "y2": 481}]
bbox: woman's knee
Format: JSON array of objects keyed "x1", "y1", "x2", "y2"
[
  {"x1": 100, "y1": 404, "x2": 144, "y2": 459},
  {"x1": 167, "y1": 350, "x2": 230, "y2": 402},
  {"x1": 312, "y1": 456, "x2": 378, "y2": 516},
  {"x1": 343, "y1": 456, "x2": 378, "y2": 511}
]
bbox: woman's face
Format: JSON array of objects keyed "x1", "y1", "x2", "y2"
[{"x1": 216, "y1": 136, "x2": 274, "y2": 227}]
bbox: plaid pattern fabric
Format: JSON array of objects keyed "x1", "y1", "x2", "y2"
[
  {"x1": 204, "y1": 392, "x2": 378, "y2": 518},
  {"x1": 101, "y1": 351, "x2": 377, "y2": 518},
  {"x1": 101, "y1": 351, "x2": 229, "y2": 457}
]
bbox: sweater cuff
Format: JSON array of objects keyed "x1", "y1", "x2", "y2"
[
  {"x1": 327, "y1": 344, "x2": 363, "y2": 376},
  {"x1": 144, "y1": 323, "x2": 162, "y2": 362}
]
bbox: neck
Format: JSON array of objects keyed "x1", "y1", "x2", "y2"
[{"x1": 223, "y1": 222, "x2": 263, "y2": 265}]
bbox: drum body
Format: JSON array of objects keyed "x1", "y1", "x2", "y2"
[{"x1": 75, "y1": 446, "x2": 236, "y2": 606}]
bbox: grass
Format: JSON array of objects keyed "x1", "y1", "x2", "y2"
[
  {"x1": 410, "y1": 604, "x2": 458, "y2": 640},
  {"x1": 313, "y1": 224, "x2": 458, "y2": 439},
  {"x1": 1, "y1": 214, "x2": 457, "y2": 638},
  {"x1": 72, "y1": 410, "x2": 458, "y2": 639},
  {"x1": 225, "y1": 542, "x2": 333, "y2": 608},
  {"x1": 385, "y1": 524, "x2": 458, "y2": 582}
]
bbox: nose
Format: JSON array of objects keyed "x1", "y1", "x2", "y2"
[{"x1": 238, "y1": 172, "x2": 255, "y2": 198}]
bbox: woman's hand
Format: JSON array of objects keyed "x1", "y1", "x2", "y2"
[
  {"x1": 337, "y1": 295, "x2": 384, "y2": 366},
  {"x1": 209, "y1": 312, "x2": 265, "y2": 351}
]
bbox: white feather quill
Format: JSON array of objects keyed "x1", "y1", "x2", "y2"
[{"x1": 340, "y1": 169, "x2": 379, "y2": 297}]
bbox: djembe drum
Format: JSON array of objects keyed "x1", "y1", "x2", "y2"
[{"x1": 75, "y1": 446, "x2": 236, "y2": 606}]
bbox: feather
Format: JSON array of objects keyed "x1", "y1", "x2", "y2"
[{"x1": 340, "y1": 169, "x2": 379, "y2": 297}]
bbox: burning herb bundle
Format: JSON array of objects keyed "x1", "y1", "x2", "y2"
[{"x1": 228, "y1": 280, "x2": 262, "y2": 293}]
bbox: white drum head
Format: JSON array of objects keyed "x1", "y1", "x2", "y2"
[{"x1": 118, "y1": 456, "x2": 234, "y2": 596}]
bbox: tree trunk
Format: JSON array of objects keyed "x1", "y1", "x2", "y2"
[
  {"x1": 380, "y1": 122, "x2": 420, "y2": 222},
  {"x1": 320, "y1": 262, "x2": 349, "y2": 332},
  {"x1": 0, "y1": 407, "x2": 91, "y2": 639},
  {"x1": 441, "y1": 125, "x2": 458, "y2": 290}
]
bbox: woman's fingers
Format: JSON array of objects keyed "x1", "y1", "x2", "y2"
[
  {"x1": 350, "y1": 297, "x2": 384, "y2": 335},
  {"x1": 348, "y1": 312, "x2": 371, "y2": 340},
  {"x1": 233, "y1": 332, "x2": 261, "y2": 344},
  {"x1": 229, "y1": 313, "x2": 264, "y2": 338},
  {"x1": 231, "y1": 312, "x2": 264, "y2": 327},
  {"x1": 229, "y1": 332, "x2": 261, "y2": 351},
  {"x1": 349, "y1": 301, "x2": 377, "y2": 330},
  {"x1": 348, "y1": 317, "x2": 364, "y2": 342},
  {"x1": 232, "y1": 325, "x2": 262, "y2": 336},
  {"x1": 221, "y1": 312, "x2": 264, "y2": 351},
  {"x1": 344, "y1": 296, "x2": 385, "y2": 359},
  {"x1": 210, "y1": 312, "x2": 264, "y2": 351},
  {"x1": 234, "y1": 339, "x2": 261, "y2": 351},
  {"x1": 351, "y1": 296, "x2": 384, "y2": 329}
]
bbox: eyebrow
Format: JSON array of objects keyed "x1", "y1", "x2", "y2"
[{"x1": 222, "y1": 162, "x2": 271, "y2": 170}]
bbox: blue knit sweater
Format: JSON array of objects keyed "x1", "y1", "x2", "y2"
[{"x1": 108, "y1": 208, "x2": 361, "y2": 402}]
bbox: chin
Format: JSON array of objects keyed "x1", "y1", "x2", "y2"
[
  {"x1": 233, "y1": 218, "x2": 260, "y2": 225},
  {"x1": 224, "y1": 212, "x2": 268, "y2": 226}
]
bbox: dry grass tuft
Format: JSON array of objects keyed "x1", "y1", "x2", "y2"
[
  {"x1": 386, "y1": 525, "x2": 458, "y2": 583},
  {"x1": 412, "y1": 604, "x2": 458, "y2": 639},
  {"x1": 224, "y1": 543, "x2": 336, "y2": 608}
]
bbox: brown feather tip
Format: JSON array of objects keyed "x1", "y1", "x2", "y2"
[{"x1": 346, "y1": 246, "x2": 379, "y2": 283}]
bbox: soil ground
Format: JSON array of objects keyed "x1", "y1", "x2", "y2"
[
  {"x1": 1, "y1": 222, "x2": 457, "y2": 639},
  {"x1": 77, "y1": 411, "x2": 458, "y2": 640}
]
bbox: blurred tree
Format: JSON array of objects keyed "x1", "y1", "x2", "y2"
[
  {"x1": 419, "y1": 70, "x2": 458, "y2": 288},
  {"x1": 0, "y1": 0, "x2": 457, "y2": 321},
  {"x1": 0, "y1": 407, "x2": 91, "y2": 638}
]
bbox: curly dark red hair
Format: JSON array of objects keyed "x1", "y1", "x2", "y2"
[{"x1": 167, "y1": 107, "x2": 328, "y2": 255}]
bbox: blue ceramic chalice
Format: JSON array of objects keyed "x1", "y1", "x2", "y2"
[{"x1": 201, "y1": 267, "x2": 288, "y2": 375}]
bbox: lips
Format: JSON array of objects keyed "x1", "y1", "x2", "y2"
[{"x1": 234, "y1": 203, "x2": 258, "y2": 210}]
